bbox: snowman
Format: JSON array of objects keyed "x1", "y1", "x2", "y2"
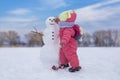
[{"x1": 40, "y1": 16, "x2": 60, "y2": 69}]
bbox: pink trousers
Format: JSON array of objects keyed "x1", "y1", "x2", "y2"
[{"x1": 59, "y1": 41, "x2": 80, "y2": 68}]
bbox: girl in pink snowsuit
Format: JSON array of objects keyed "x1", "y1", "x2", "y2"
[{"x1": 58, "y1": 10, "x2": 81, "y2": 72}]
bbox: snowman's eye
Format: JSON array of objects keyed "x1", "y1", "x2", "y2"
[
  {"x1": 53, "y1": 19, "x2": 55, "y2": 21},
  {"x1": 49, "y1": 19, "x2": 51, "y2": 20}
]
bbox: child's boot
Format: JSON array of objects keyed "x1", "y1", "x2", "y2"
[
  {"x1": 69, "y1": 66, "x2": 81, "y2": 72},
  {"x1": 59, "y1": 64, "x2": 69, "y2": 69}
]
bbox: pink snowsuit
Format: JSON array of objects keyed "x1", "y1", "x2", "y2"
[{"x1": 59, "y1": 27, "x2": 80, "y2": 68}]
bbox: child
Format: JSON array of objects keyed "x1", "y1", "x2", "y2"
[{"x1": 58, "y1": 10, "x2": 81, "y2": 72}]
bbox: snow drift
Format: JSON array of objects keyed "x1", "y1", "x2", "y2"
[{"x1": 0, "y1": 47, "x2": 120, "y2": 80}]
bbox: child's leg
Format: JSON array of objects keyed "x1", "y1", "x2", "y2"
[
  {"x1": 63, "y1": 42, "x2": 80, "y2": 68},
  {"x1": 65, "y1": 51, "x2": 80, "y2": 68},
  {"x1": 59, "y1": 48, "x2": 68, "y2": 65}
]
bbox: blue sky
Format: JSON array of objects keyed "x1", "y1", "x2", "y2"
[{"x1": 0, "y1": 0, "x2": 120, "y2": 35}]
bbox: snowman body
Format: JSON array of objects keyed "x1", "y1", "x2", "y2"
[{"x1": 40, "y1": 17, "x2": 60, "y2": 68}]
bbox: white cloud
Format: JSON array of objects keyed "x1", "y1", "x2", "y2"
[
  {"x1": 0, "y1": 16, "x2": 39, "y2": 36},
  {"x1": 0, "y1": 16, "x2": 37, "y2": 22},
  {"x1": 0, "y1": 8, "x2": 41, "y2": 35},
  {"x1": 38, "y1": 0, "x2": 67, "y2": 10},
  {"x1": 7, "y1": 8, "x2": 31, "y2": 15},
  {"x1": 75, "y1": 0, "x2": 120, "y2": 33},
  {"x1": 75, "y1": 0, "x2": 120, "y2": 22}
]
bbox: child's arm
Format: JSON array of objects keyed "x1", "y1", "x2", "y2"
[{"x1": 61, "y1": 28, "x2": 74, "y2": 46}]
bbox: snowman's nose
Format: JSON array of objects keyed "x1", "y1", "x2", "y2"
[
  {"x1": 51, "y1": 20, "x2": 54, "y2": 22},
  {"x1": 52, "y1": 19, "x2": 56, "y2": 22}
]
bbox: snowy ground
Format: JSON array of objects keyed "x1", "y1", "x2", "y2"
[{"x1": 0, "y1": 47, "x2": 120, "y2": 80}]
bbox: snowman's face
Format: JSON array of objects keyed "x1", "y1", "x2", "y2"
[{"x1": 46, "y1": 17, "x2": 57, "y2": 26}]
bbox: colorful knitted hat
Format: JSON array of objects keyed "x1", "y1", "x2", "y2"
[{"x1": 59, "y1": 10, "x2": 77, "y2": 22}]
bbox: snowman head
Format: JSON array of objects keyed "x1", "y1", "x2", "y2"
[{"x1": 45, "y1": 16, "x2": 57, "y2": 27}]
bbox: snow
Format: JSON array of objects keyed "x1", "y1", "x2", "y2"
[{"x1": 0, "y1": 47, "x2": 120, "y2": 80}]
